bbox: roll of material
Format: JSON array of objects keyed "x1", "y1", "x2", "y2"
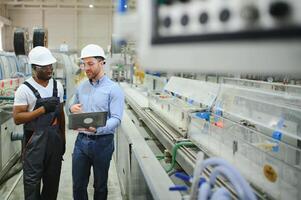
[
  {"x1": 14, "y1": 28, "x2": 29, "y2": 55},
  {"x1": 33, "y1": 28, "x2": 48, "y2": 47}
]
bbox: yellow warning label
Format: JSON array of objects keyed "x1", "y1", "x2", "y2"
[{"x1": 263, "y1": 164, "x2": 278, "y2": 183}]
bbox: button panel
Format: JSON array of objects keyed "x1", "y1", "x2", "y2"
[{"x1": 153, "y1": 0, "x2": 301, "y2": 44}]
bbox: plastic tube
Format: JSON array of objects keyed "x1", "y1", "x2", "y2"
[
  {"x1": 175, "y1": 172, "x2": 192, "y2": 183},
  {"x1": 169, "y1": 185, "x2": 188, "y2": 191},
  {"x1": 156, "y1": 155, "x2": 165, "y2": 160},
  {"x1": 190, "y1": 152, "x2": 205, "y2": 200},
  {"x1": 210, "y1": 188, "x2": 231, "y2": 200},
  {"x1": 209, "y1": 166, "x2": 244, "y2": 199},
  {"x1": 165, "y1": 141, "x2": 195, "y2": 173},
  {"x1": 199, "y1": 158, "x2": 257, "y2": 200},
  {"x1": 198, "y1": 182, "x2": 211, "y2": 200}
]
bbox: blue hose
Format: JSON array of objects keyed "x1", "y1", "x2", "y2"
[
  {"x1": 209, "y1": 166, "x2": 244, "y2": 199},
  {"x1": 198, "y1": 158, "x2": 257, "y2": 200},
  {"x1": 210, "y1": 188, "x2": 231, "y2": 200}
]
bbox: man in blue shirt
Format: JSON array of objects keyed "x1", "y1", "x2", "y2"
[{"x1": 70, "y1": 44, "x2": 124, "y2": 200}]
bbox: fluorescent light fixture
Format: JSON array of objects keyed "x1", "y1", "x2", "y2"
[{"x1": 89, "y1": 4, "x2": 94, "y2": 8}]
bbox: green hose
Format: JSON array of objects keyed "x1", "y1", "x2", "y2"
[
  {"x1": 0, "y1": 96, "x2": 14, "y2": 100},
  {"x1": 156, "y1": 155, "x2": 165, "y2": 160},
  {"x1": 165, "y1": 141, "x2": 195, "y2": 173}
]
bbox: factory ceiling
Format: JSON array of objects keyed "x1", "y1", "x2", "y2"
[{"x1": 2, "y1": 0, "x2": 116, "y2": 9}]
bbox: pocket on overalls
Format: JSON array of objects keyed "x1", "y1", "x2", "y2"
[
  {"x1": 23, "y1": 130, "x2": 48, "y2": 158},
  {"x1": 22, "y1": 130, "x2": 35, "y2": 160},
  {"x1": 49, "y1": 127, "x2": 65, "y2": 157}
]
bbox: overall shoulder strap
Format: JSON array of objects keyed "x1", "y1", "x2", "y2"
[
  {"x1": 53, "y1": 79, "x2": 58, "y2": 97},
  {"x1": 23, "y1": 81, "x2": 41, "y2": 99}
]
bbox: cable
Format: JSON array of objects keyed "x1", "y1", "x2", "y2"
[
  {"x1": 209, "y1": 166, "x2": 244, "y2": 199},
  {"x1": 165, "y1": 141, "x2": 195, "y2": 173},
  {"x1": 198, "y1": 182, "x2": 211, "y2": 200},
  {"x1": 190, "y1": 152, "x2": 205, "y2": 200},
  {"x1": 156, "y1": 155, "x2": 165, "y2": 160},
  {"x1": 169, "y1": 154, "x2": 256, "y2": 200},
  {"x1": 189, "y1": 156, "x2": 257, "y2": 200},
  {"x1": 210, "y1": 188, "x2": 231, "y2": 200}
]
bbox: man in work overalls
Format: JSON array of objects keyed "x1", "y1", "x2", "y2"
[{"x1": 13, "y1": 46, "x2": 65, "y2": 200}]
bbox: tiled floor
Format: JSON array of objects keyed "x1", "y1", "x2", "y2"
[{"x1": 0, "y1": 129, "x2": 123, "y2": 200}]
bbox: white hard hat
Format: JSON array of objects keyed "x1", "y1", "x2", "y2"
[
  {"x1": 80, "y1": 44, "x2": 106, "y2": 59},
  {"x1": 28, "y1": 46, "x2": 56, "y2": 66}
]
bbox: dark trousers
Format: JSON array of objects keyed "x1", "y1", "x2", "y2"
[
  {"x1": 72, "y1": 133, "x2": 114, "y2": 200},
  {"x1": 23, "y1": 128, "x2": 63, "y2": 200}
]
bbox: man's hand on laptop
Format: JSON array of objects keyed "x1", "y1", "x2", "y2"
[
  {"x1": 76, "y1": 126, "x2": 97, "y2": 133},
  {"x1": 70, "y1": 104, "x2": 82, "y2": 113}
]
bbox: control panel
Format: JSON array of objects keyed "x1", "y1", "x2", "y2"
[
  {"x1": 137, "y1": 0, "x2": 301, "y2": 74},
  {"x1": 153, "y1": 0, "x2": 301, "y2": 44}
]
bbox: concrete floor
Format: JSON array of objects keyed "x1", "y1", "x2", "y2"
[{"x1": 0, "y1": 129, "x2": 123, "y2": 200}]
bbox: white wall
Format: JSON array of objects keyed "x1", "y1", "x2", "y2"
[
  {"x1": 6, "y1": 9, "x2": 43, "y2": 51},
  {"x1": 0, "y1": 16, "x2": 11, "y2": 51},
  {"x1": 0, "y1": 4, "x2": 8, "y2": 18},
  {"x1": 45, "y1": 9, "x2": 77, "y2": 50},
  {"x1": 5, "y1": 8, "x2": 113, "y2": 52},
  {"x1": 77, "y1": 9, "x2": 112, "y2": 50},
  {"x1": 0, "y1": 3, "x2": 11, "y2": 51}
]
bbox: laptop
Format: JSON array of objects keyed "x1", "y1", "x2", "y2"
[{"x1": 68, "y1": 112, "x2": 107, "y2": 129}]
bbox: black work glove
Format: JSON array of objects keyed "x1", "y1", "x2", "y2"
[{"x1": 43, "y1": 99, "x2": 58, "y2": 113}]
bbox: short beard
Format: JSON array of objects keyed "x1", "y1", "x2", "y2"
[
  {"x1": 37, "y1": 73, "x2": 52, "y2": 81},
  {"x1": 88, "y1": 73, "x2": 98, "y2": 80}
]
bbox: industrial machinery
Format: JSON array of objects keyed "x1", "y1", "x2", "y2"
[
  {"x1": 16, "y1": 55, "x2": 31, "y2": 78},
  {"x1": 0, "y1": 62, "x2": 23, "y2": 182},
  {"x1": 0, "y1": 52, "x2": 23, "y2": 79},
  {"x1": 189, "y1": 83, "x2": 301, "y2": 199},
  {"x1": 113, "y1": 1, "x2": 301, "y2": 198},
  {"x1": 109, "y1": 40, "x2": 135, "y2": 83},
  {"x1": 0, "y1": 108, "x2": 22, "y2": 183},
  {"x1": 137, "y1": 0, "x2": 301, "y2": 74},
  {"x1": 52, "y1": 52, "x2": 79, "y2": 102},
  {"x1": 117, "y1": 75, "x2": 301, "y2": 199}
]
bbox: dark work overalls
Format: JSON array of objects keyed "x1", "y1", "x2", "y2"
[{"x1": 22, "y1": 80, "x2": 64, "y2": 200}]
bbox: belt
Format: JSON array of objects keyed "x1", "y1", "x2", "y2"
[{"x1": 79, "y1": 132, "x2": 112, "y2": 140}]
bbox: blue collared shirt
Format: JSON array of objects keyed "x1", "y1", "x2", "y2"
[{"x1": 72, "y1": 75, "x2": 124, "y2": 135}]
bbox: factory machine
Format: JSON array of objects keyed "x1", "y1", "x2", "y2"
[
  {"x1": 113, "y1": 0, "x2": 301, "y2": 199},
  {"x1": 0, "y1": 52, "x2": 24, "y2": 183},
  {"x1": 52, "y1": 52, "x2": 79, "y2": 102},
  {"x1": 108, "y1": 41, "x2": 136, "y2": 83},
  {"x1": 116, "y1": 74, "x2": 301, "y2": 200}
]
